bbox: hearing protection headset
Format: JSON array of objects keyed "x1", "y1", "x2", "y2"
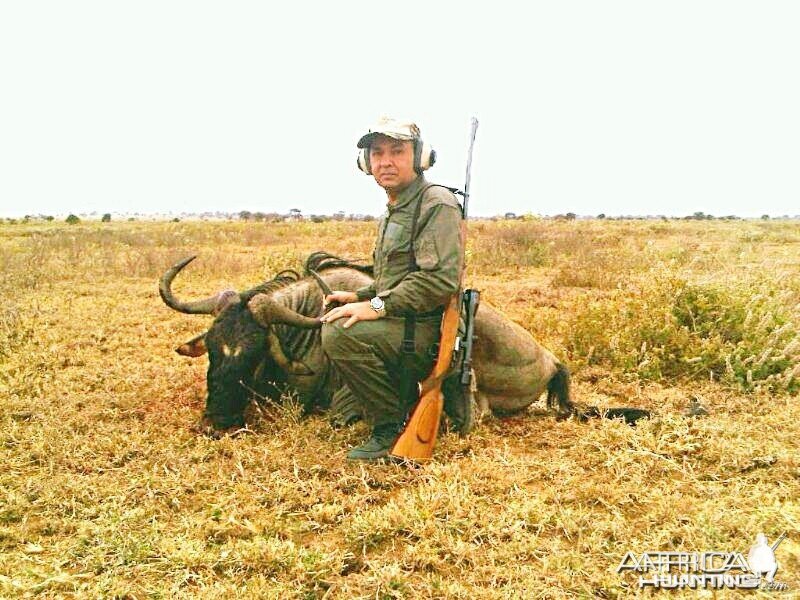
[{"x1": 357, "y1": 140, "x2": 436, "y2": 175}]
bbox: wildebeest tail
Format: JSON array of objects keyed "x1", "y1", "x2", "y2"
[
  {"x1": 547, "y1": 362, "x2": 574, "y2": 417},
  {"x1": 304, "y1": 252, "x2": 374, "y2": 276},
  {"x1": 546, "y1": 364, "x2": 649, "y2": 425}
]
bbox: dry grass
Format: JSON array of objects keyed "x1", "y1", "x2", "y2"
[{"x1": 1, "y1": 218, "x2": 798, "y2": 598}]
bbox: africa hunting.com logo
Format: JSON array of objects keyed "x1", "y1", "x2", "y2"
[{"x1": 617, "y1": 532, "x2": 789, "y2": 591}]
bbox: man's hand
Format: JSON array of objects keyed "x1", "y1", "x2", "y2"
[
  {"x1": 323, "y1": 291, "x2": 359, "y2": 309},
  {"x1": 320, "y1": 300, "x2": 380, "y2": 329}
]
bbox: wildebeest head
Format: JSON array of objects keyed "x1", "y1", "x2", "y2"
[{"x1": 159, "y1": 256, "x2": 322, "y2": 433}]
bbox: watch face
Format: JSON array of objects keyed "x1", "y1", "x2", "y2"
[{"x1": 370, "y1": 297, "x2": 384, "y2": 310}]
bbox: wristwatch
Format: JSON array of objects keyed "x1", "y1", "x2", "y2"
[{"x1": 369, "y1": 296, "x2": 386, "y2": 317}]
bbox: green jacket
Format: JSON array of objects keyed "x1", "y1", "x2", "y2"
[{"x1": 356, "y1": 176, "x2": 464, "y2": 317}]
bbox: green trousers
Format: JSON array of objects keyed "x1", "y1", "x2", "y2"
[{"x1": 321, "y1": 316, "x2": 441, "y2": 427}]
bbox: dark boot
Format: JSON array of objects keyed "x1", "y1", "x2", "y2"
[{"x1": 346, "y1": 422, "x2": 401, "y2": 461}]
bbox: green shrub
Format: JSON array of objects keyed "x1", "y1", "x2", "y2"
[
  {"x1": 567, "y1": 268, "x2": 800, "y2": 393},
  {"x1": 66, "y1": 214, "x2": 80, "y2": 224}
]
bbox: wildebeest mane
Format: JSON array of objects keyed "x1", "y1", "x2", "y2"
[
  {"x1": 240, "y1": 270, "x2": 302, "y2": 303},
  {"x1": 304, "y1": 251, "x2": 374, "y2": 277},
  {"x1": 238, "y1": 252, "x2": 372, "y2": 304}
]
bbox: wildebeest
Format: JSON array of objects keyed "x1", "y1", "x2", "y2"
[{"x1": 159, "y1": 252, "x2": 647, "y2": 434}]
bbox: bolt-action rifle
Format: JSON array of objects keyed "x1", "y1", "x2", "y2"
[{"x1": 390, "y1": 118, "x2": 479, "y2": 461}]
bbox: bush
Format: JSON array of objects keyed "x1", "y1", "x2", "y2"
[
  {"x1": 66, "y1": 214, "x2": 80, "y2": 225},
  {"x1": 101, "y1": 213, "x2": 111, "y2": 222},
  {"x1": 471, "y1": 222, "x2": 550, "y2": 269},
  {"x1": 566, "y1": 268, "x2": 800, "y2": 392}
]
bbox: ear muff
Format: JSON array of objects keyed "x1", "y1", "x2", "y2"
[
  {"x1": 414, "y1": 140, "x2": 436, "y2": 174},
  {"x1": 357, "y1": 148, "x2": 371, "y2": 175},
  {"x1": 357, "y1": 140, "x2": 436, "y2": 175}
]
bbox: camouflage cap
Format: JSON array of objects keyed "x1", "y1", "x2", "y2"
[{"x1": 357, "y1": 116, "x2": 421, "y2": 148}]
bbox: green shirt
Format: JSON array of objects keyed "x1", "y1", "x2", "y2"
[{"x1": 356, "y1": 175, "x2": 464, "y2": 317}]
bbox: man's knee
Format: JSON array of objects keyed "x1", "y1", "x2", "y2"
[
  {"x1": 321, "y1": 320, "x2": 345, "y2": 357},
  {"x1": 321, "y1": 320, "x2": 370, "y2": 360}
]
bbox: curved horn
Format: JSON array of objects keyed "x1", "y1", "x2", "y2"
[
  {"x1": 308, "y1": 269, "x2": 333, "y2": 297},
  {"x1": 159, "y1": 256, "x2": 229, "y2": 315},
  {"x1": 267, "y1": 331, "x2": 315, "y2": 376},
  {"x1": 249, "y1": 294, "x2": 322, "y2": 329}
]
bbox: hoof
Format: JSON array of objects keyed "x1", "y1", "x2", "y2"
[{"x1": 330, "y1": 412, "x2": 362, "y2": 429}]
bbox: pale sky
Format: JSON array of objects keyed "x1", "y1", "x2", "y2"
[{"x1": 1, "y1": 1, "x2": 798, "y2": 218}]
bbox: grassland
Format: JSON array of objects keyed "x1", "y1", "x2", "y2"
[{"x1": 1, "y1": 218, "x2": 798, "y2": 598}]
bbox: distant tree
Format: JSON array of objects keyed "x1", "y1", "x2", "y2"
[
  {"x1": 504, "y1": 212, "x2": 517, "y2": 220},
  {"x1": 565, "y1": 212, "x2": 577, "y2": 220},
  {"x1": 239, "y1": 210, "x2": 252, "y2": 221},
  {"x1": 101, "y1": 213, "x2": 111, "y2": 222},
  {"x1": 310, "y1": 214, "x2": 327, "y2": 223},
  {"x1": 127, "y1": 217, "x2": 136, "y2": 221},
  {"x1": 761, "y1": 214, "x2": 770, "y2": 220},
  {"x1": 172, "y1": 217, "x2": 180, "y2": 222},
  {"x1": 44, "y1": 215, "x2": 54, "y2": 222},
  {"x1": 66, "y1": 214, "x2": 80, "y2": 224},
  {"x1": 597, "y1": 213, "x2": 606, "y2": 219}
]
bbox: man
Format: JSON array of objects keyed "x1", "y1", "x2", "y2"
[{"x1": 320, "y1": 117, "x2": 464, "y2": 460}]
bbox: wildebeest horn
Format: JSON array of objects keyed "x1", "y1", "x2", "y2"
[
  {"x1": 267, "y1": 331, "x2": 315, "y2": 375},
  {"x1": 308, "y1": 269, "x2": 333, "y2": 297},
  {"x1": 248, "y1": 294, "x2": 322, "y2": 329},
  {"x1": 159, "y1": 255, "x2": 238, "y2": 315}
]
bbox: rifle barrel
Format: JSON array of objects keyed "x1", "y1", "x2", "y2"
[{"x1": 462, "y1": 118, "x2": 479, "y2": 219}]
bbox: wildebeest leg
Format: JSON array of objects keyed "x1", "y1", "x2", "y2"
[
  {"x1": 476, "y1": 363, "x2": 572, "y2": 419},
  {"x1": 329, "y1": 383, "x2": 363, "y2": 428},
  {"x1": 481, "y1": 394, "x2": 540, "y2": 417}
]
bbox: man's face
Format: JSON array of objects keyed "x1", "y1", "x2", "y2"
[{"x1": 369, "y1": 135, "x2": 417, "y2": 194}]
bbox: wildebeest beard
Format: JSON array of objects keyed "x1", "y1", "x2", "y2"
[{"x1": 201, "y1": 303, "x2": 272, "y2": 429}]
